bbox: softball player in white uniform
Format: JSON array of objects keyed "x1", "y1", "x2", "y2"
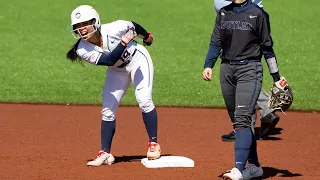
[{"x1": 67, "y1": 5, "x2": 161, "y2": 167}]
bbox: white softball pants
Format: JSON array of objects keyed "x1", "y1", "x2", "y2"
[{"x1": 101, "y1": 44, "x2": 155, "y2": 121}]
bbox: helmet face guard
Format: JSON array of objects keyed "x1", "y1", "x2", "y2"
[
  {"x1": 70, "y1": 5, "x2": 101, "y2": 38},
  {"x1": 71, "y1": 23, "x2": 97, "y2": 39}
]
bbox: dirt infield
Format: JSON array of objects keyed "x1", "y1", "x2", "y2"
[{"x1": 1, "y1": 104, "x2": 319, "y2": 180}]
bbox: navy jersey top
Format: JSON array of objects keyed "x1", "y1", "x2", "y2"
[{"x1": 204, "y1": 0, "x2": 276, "y2": 69}]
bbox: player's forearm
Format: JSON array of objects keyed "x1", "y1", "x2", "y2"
[
  {"x1": 131, "y1": 21, "x2": 149, "y2": 39},
  {"x1": 204, "y1": 41, "x2": 221, "y2": 69},
  {"x1": 262, "y1": 46, "x2": 281, "y2": 82},
  {"x1": 97, "y1": 43, "x2": 126, "y2": 66}
]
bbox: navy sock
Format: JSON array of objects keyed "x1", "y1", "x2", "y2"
[
  {"x1": 248, "y1": 130, "x2": 260, "y2": 167},
  {"x1": 101, "y1": 120, "x2": 115, "y2": 153},
  {"x1": 234, "y1": 127, "x2": 252, "y2": 172},
  {"x1": 142, "y1": 108, "x2": 158, "y2": 142}
]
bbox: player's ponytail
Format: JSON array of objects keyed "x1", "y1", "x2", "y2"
[{"x1": 66, "y1": 39, "x2": 81, "y2": 63}]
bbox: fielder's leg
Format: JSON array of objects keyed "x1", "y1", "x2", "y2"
[
  {"x1": 257, "y1": 89, "x2": 273, "y2": 117},
  {"x1": 233, "y1": 62, "x2": 263, "y2": 173},
  {"x1": 250, "y1": 89, "x2": 270, "y2": 134},
  {"x1": 219, "y1": 62, "x2": 236, "y2": 142},
  {"x1": 251, "y1": 107, "x2": 257, "y2": 134},
  {"x1": 256, "y1": 89, "x2": 280, "y2": 138}
]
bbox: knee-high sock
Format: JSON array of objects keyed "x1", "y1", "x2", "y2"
[
  {"x1": 101, "y1": 120, "x2": 115, "y2": 153},
  {"x1": 248, "y1": 130, "x2": 260, "y2": 167},
  {"x1": 235, "y1": 127, "x2": 252, "y2": 172},
  {"x1": 142, "y1": 108, "x2": 158, "y2": 142}
]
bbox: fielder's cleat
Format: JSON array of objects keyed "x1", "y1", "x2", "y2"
[
  {"x1": 222, "y1": 130, "x2": 236, "y2": 142},
  {"x1": 223, "y1": 168, "x2": 243, "y2": 180},
  {"x1": 147, "y1": 141, "x2": 161, "y2": 160},
  {"x1": 87, "y1": 150, "x2": 115, "y2": 167},
  {"x1": 259, "y1": 112, "x2": 280, "y2": 138},
  {"x1": 242, "y1": 163, "x2": 263, "y2": 179}
]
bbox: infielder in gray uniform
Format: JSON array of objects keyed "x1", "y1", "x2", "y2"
[
  {"x1": 214, "y1": 0, "x2": 280, "y2": 141},
  {"x1": 203, "y1": 0, "x2": 285, "y2": 178}
]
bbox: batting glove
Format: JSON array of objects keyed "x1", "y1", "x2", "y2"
[{"x1": 143, "y1": 32, "x2": 153, "y2": 46}]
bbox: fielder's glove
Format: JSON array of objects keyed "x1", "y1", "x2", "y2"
[
  {"x1": 143, "y1": 32, "x2": 153, "y2": 46},
  {"x1": 268, "y1": 77, "x2": 293, "y2": 112}
]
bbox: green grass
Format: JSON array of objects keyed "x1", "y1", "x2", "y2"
[{"x1": 0, "y1": 0, "x2": 319, "y2": 110}]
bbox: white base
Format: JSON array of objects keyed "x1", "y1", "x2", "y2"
[{"x1": 141, "y1": 156, "x2": 194, "y2": 168}]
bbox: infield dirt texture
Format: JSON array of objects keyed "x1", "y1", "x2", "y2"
[{"x1": 1, "y1": 104, "x2": 319, "y2": 180}]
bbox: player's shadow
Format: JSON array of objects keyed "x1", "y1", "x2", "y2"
[
  {"x1": 218, "y1": 167, "x2": 302, "y2": 179},
  {"x1": 113, "y1": 154, "x2": 172, "y2": 164},
  {"x1": 254, "y1": 127, "x2": 283, "y2": 141},
  {"x1": 261, "y1": 167, "x2": 302, "y2": 179}
]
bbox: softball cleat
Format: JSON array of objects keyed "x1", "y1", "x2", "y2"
[
  {"x1": 223, "y1": 168, "x2": 243, "y2": 180},
  {"x1": 147, "y1": 141, "x2": 161, "y2": 160},
  {"x1": 242, "y1": 163, "x2": 263, "y2": 179},
  {"x1": 87, "y1": 150, "x2": 115, "y2": 167}
]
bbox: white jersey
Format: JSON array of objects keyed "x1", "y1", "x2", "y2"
[
  {"x1": 76, "y1": 20, "x2": 137, "y2": 67},
  {"x1": 214, "y1": 0, "x2": 263, "y2": 12}
]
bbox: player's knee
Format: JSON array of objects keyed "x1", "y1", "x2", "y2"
[
  {"x1": 138, "y1": 99, "x2": 155, "y2": 113},
  {"x1": 233, "y1": 116, "x2": 251, "y2": 129},
  {"x1": 101, "y1": 107, "x2": 115, "y2": 121},
  {"x1": 234, "y1": 107, "x2": 254, "y2": 127},
  {"x1": 234, "y1": 123, "x2": 251, "y2": 129}
]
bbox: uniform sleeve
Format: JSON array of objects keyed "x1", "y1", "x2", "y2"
[
  {"x1": 258, "y1": 11, "x2": 273, "y2": 48},
  {"x1": 76, "y1": 46, "x2": 102, "y2": 65},
  {"x1": 131, "y1": 21, "x2": 149, "y2": 39},
  {"x1": 97, "y1": 44, "x2": 126, "y2": 66},
  {"x1": 258, "y1": 10, "x2": 281, "y2": 81},
  {"x1": 203, "y1": 12, "x2": 222, "y2": 69},
  {"x1": 76, "y1": 42, "x2": 126, "y2": 66},
  {"x1": 112, "y1": 20, "x2": 135, "y2": 37}
]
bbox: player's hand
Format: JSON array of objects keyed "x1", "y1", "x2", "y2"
[
  {"x1": 202, "y1": 68, "x2": 212, "y2": 81},
  {"x1": 143, "y1": 32, "x2": 153, "y2": 46},
  {"x1": 121, "y1": 28, "x2": 137, "y2": 46}
]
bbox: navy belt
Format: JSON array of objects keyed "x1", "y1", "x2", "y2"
[
  {"x1": 223, "y1": 59, "x2": 260, "y2": 65},
  {"x1": 117, "y1": 49, "x2": 137, "y2": 68}
]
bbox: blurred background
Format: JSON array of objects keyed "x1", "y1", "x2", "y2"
[{"x1": 0, "y1": 0, "x2": 319, "y2": 110}]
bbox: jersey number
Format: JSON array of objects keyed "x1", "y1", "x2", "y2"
[{"x1": 120, "y1": 49, "x2": 131, "y2": 62}]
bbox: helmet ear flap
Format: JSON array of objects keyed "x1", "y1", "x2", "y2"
[
  {"x1": 92, "y1": 16, "x2": 100, "y2": 30},
  {"x1": 92, "y1": 18, "x2": 98, "y2": 29},
  {"x1": 72, "y1": 25, "x2": 78, "y2": 33}
]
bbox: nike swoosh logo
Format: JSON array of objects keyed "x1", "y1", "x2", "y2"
[
  {"x1": 249, "y1": 15, "x2": 257, "y2": 18},
  {"x1": 136, "y1": 87, "x2": 144, "y2": 91}
]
